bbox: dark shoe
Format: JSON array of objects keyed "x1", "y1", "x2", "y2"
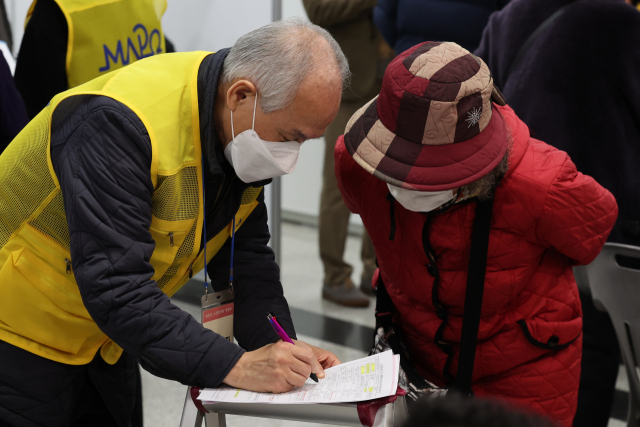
[
  {"x1": 359, "y1": 277, "x2": 375, "y2": 297},
  {"x1": 322, "y1": 279, "x2": 370, "y2": 308}
]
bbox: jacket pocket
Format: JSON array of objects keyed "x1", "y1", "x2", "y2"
[
  {"x1": 517, "y1": 317, "x2": 582, "y2": 350},
  {"x1": 0, "y1": 248, "x2": 104, "y2": 357}
]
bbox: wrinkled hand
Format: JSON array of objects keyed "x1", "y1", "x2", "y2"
[
  {"x1": 223, "y1": 341, "x2": 316, "y2": 393},
  {"x1": 292, "y1": 339, "x2": 341, "y2": 379}
]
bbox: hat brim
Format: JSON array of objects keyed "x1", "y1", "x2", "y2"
[{"x1": 343, "y1": 98, "x2": 509, "y2": 191}]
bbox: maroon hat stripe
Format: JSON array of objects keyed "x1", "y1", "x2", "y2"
[
  {"x1": 402, "y1": 41, "x2": 443, "y2": 71},
  {"x1": 375, "y1": 153, "x2": 412, "y2": 184},
  {"x1": 454, "y1": 92, "x2": 483, "y2": 143},
  {"x1": 395, "y1": 92, "x2": 432, "y2": 144},
  {"x1": 377, "y1": 60, "x2": 419, "y2": 133},
  {"x1": 423, "y1": 81, "x2": 462, "y2": 103},
  {"x1": 429, "y1": 54, "x2": 480, "y2": 84},
  {"x1": 343, "y1": 100, "x2": 379, "y2": 156},
  {"x1": 384, "y1": 134, "x2": 424, "y2": 168}
]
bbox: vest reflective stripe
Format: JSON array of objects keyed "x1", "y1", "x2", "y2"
[
  {"x1": 26, "y1": 0, "x2": 167, "y2": 88},
  {"x1": 0, "y1": 52, "x2": 261, "y2": 365}
]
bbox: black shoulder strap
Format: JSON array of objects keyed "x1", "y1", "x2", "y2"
[
  {"x1": 375, "y1": 195, "x2": 496, "y2": 395},
  {"x1": 504, "y1": 2, "x2": 576, "y2": 84},
  {"x1": 453, "y1": 196, "x2": 495, "y2": 396}
]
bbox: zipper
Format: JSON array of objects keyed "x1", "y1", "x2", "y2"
[
  {"x1": 65, "y1": 258, "x2": 71, "y2": 274},
  {"x1": 169, "y1": 231, "x2": 174, "y2": 247},
  {"x1": 188, "y1": 262, "x2": 194, "y2": 279}
]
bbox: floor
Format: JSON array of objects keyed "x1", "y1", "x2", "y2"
[{"x1": 142, "y1": 222, "x2": 630, "y2": 427}]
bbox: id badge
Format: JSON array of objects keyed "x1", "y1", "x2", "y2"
[{"x1": 201, "y1": 289, "x2": 234, "y2": 342}]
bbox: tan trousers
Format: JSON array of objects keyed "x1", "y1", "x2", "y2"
[{"x1": 319, "y1": 91, "x2": 379, "y2": 287}]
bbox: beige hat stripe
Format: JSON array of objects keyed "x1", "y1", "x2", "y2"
[
  {"x1": 354, "y1": 139, "x2": 385, "y2": 173},
  {"x1": 421, "y1": 100, "x2": 458, "y2": 146},
  {"x1": 366, "y1": 120, "x2": 396, "y2": 155},
  {"x1": 410, "y1": 44, "x2": 469, "y2": 80}
]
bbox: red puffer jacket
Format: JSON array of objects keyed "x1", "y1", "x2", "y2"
[{"x1": 335, "y1": 104, "x2": 618, "y2": 426}]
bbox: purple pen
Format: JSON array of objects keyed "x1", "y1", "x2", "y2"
[{"x1": 267, "y1": 312, "x2": 318, "y2": 382}]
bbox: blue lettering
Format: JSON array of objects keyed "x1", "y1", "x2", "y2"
[
  {"x1": 150, "y1": 29, "x2": 163, "y2": 54},
  {"x1": 98, "y1": 23, "x2": 162, "y2": 72},
  {"x1": 99, "y1": 40, "x2": 128, "y2": 72}
]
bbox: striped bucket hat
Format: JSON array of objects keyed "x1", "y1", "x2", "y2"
[{"x1": 344, "y1": 41, "x2": 508, "y2": 191}]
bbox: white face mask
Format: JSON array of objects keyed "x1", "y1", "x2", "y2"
[
  {"x1": 224, "y1": 94, "x2": 301, "y2": 183},
  {"x1": 387, "y1": 184, "x2": 456, "y2": 213}
]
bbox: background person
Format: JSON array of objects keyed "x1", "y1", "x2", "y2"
[
  {"x1": 373, "y1": 0, "x2": 511, "y2": 55},
  {"x1": 0, "y1": 50, "x2": 27, "y2": 153},
  {"x1": 303, "y1": 0, "x2": 387, "y2": 307},
  {"x1": 475, "y1": 1, "x2": 640, "y2": 425},
  {"x1": 14, "y1": 0, "x2": 174, "y2": 119},
  {"x1": 335, "y1": 41, "x2": 617, "y2": 427},
  {"x1": 0, "y1": 19, "x2": 345, "y2": 427}
]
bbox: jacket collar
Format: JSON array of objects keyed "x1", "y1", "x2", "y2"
[{"x1": 198, "y1": 49, "x2": 234, "y2": 180}]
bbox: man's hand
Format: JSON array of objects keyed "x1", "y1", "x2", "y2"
[
  {"x1": 223, "y1": 342, "x2": 316, "y2": 393},
  {"x1": 292, "y1": 340, "x2": 341, "y2": 379}
]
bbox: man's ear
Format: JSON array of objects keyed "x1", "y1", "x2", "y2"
[{"x1": 226, "y1": 80, "x2": 257, "y2": 112}]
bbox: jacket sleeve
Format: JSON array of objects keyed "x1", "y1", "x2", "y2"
[
  {"x1": 303, "y1": 0, "x2": 376, "y2": 28},
  {"x1": 53, "y1": 96, "x2": 244, "y2": 388},
  {"x1": 373, "y1": 0, "x2": 398, "y2": 49},
  {"x1": 535, "y1": 154, "x2": 618, "y2": 265},
  {"x1": 207, "y1": 190, "x2": 297, "y2": 351}
]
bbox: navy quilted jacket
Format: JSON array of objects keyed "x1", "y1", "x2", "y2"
[
  {"x1": 50, "y1": 50, "x2": 296, "y2": 389},
  {"x1": 374, "y1": 0, "x2": 511, "y2": 54}
]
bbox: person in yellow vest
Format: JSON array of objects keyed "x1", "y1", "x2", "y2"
[
  {"x1": 0, "y1": 18, "x2": 346, "y2": 427},
  {"x1": 14, "y1": 0, "x2": 172, "y2": 119}
]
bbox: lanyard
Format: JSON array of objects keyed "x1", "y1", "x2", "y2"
[{"x1": 201, "y1": 153, "x2": 235, "y2": 299}]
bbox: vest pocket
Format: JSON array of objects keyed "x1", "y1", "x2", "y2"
[
  {"x1": 0, "y1": 248, "x2": 104, "y2": 357},
  {"x1": 517, "y1": 317, "x2": 582, "y2": 351},
  {"x1": 148, "y1": 216, "x2": 195, "y2": 281}
]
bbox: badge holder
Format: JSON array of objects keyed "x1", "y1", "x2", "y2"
[
  {"x1": 200, "y1": 153, "x2": 236, "y2": 341},
  {"x1": 201, "y1": 287, "x2": 234, "y2": 342}
]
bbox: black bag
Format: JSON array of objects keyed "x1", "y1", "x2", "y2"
[{"x1": 370, "y1": 195, "x2": 495, "y2": 400}]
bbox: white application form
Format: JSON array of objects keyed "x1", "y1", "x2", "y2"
[{"x1": 198, "y1": 350, "x2": 400, "y2": 404}]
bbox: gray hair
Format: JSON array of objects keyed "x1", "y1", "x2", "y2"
[
  {"x1": 222, "y1": 17, "x2": 350, "y2": 113},
  {"x1": 463, "y1": 127, "x2": 513, "y2": 200}
]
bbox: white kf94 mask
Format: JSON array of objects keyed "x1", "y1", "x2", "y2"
[
  {"x1": 387, "y1": 184, "x2": 456, "y2": 213},
  {"x1": 224, "y1": 93, "x2": 301, "y2": 183}
]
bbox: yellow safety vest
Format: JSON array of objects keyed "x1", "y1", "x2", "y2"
[
  {"x1": 26, "y1": 0, "x2": 167, "y2": 88},
  {"x1": 0, "y1": 52, "x2": 261, "y2": 366}
]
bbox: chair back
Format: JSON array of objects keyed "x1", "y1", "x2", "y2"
[{"x1": 586, "y1": 243, "x2": 640, "y2": 427}]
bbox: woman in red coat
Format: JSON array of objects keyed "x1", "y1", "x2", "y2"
[{"x1": 335, "y1": 41, "x2": 618, "y2": 427}]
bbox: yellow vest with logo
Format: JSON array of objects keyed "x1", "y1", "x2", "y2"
[
  {"x1": 26, "y1": 0, "x2": 167, "y2": 88},
  {"x1": 0, "y1": 51, "x2": 262, "y2": 365}
]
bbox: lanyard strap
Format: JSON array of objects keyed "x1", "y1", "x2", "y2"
[
  {"x1": 201, "y1": 154, "x2": 209, "y2": 297},
  {"x1": 201, "y1": 153, "x2": 236, "y2": 297},
  {"x1": 230, "y1": 217, "x2": 235, "y2": 292}
]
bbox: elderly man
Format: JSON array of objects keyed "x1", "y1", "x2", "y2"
[
  {"x1": 0, "y1": 19, "x2": 346, "y2": 427},
  {"x1": 335, "y1": 41, "x2": 617, "y2": 426}
]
